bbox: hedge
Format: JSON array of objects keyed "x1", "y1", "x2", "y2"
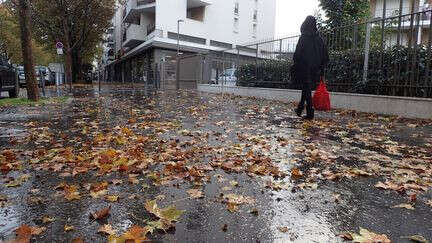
[{"x1": 236, "y1": 45, "x2": 432, "y2": 98}]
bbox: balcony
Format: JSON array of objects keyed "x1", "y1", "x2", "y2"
[
  {"x1": 123, "y1": 0, "x2": 156, "y2": 23},
  {"x1": 123, "y1": 24, "x2": 146, "y2": 48},
  {"x1": 187, "y1": 0, "x2": 212, "y2": 8}
]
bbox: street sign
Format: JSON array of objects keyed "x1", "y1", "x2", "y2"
[
  {"x1": 56, "y1": 42, "x2": 64, "y2": 49},
  {"x1": 56, "y1": 42, "x2": 64, "y2": 55}
]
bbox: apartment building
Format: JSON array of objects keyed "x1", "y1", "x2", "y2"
[
  {"x1": 370, "y1": 0, "x2": 432, "y2": 46},
  {"x1": 103, "y1": 0, "x2": 276, "y2": 83}
]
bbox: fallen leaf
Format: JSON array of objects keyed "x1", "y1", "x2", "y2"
[
  {"x1": 98, "y1": 224, "x2": 117, "y2": 235},
  {"x1": 123, "y1": 225, "x2": 149, "y2": 242},
  {"x1": 349, "y1": 227, "x2": 391, "y2": 243},
  {"x1": 392, "y1": 203, "x2": 415, "y2": 210},
  {"x1": 30, "y1": 226, "x2": 46, "y2": 235},
  {"x1": 222, "y1": 224, "x2": 228, "y2": 232},
  {"x1": 90, "y1": 182, "x2": 109, "y2": 198},
  {"x1": 145, "y1": 219, "x2": 173, "y2": 233},
  {"x1": 90, "y1": 206, "x2": 111, "y2": 220},
  {"x1": 42, "y1": 216, "x2": 55, "y2": 224},
  {"x1": 15, "y1": 225, "x2": 31, "y2": 243},
  {"x1": 229, "y1": 180, "x2": 238, "y2": 187},
  {"x1": 71, "y1": 238, "x2": 84, "y2": 243},
  {"x1": 278, "y1": 226, "x2": 289, "y2": 233},
  {"x1": 64, "y1": 225, "x2": 74, "y2": 232},
  {"x1": 112, "y1": 179, "x2": 123, "y2": 185},
  {"x1": 105, "y1": 195, "x2": 119, "y2": 202},
  {"x1": 64, "y1": 185, "x2": 81, "y2": 201},
  {"x1": 291, "y1": 168, "x2": 303, "y2": 178},
  {"x1": 227, "y1": 202, "x2": 238, "y2": 212},
  {"x1": 401, "y1": 235, "x2": 429, "y2": 243},
  {"x1": 144, "y1": 199, "x2": 184, "y2": 223},
  {"x1": 250, "y1": 208, "x2": 259, "y2": 216},
  {"x1": 338, "y1": 233, "x2": 354, "y2": 240},
  {"x1": 90, "y1": 189, "x2": 108, "y2": 199},
  {"x1": 187, "y1": 189, "x2": 204, "y2": 199},
  {"x1": 128, "y1": 174, "x2": 140, "y2": 184}
]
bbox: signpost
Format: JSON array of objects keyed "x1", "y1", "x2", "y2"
[{"x1": 56, "y1": 42, "x2": 64, "y2": 55}]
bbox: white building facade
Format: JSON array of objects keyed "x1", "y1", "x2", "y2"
[
  {"x1": 103, "y1": 0, "x2": 276, "y2": 83},
  {"x1": 370, "y1": 0, "x2": 432, "y2": 46}
]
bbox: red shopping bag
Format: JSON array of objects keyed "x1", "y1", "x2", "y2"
[{"x1": 313, "y1": 77, "x2": 331, "y2": 111}]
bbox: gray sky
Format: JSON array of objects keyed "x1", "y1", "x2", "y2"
[{"x1": 275, "y1": 0, "x2": 320, "y2": 38}]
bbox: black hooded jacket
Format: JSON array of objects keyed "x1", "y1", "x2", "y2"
[{"x1": 293, "y1": 16, "x2": 329, "y2": 83}]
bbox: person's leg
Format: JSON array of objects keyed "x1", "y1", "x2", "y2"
[
  {"x1": 305, "y1": 81, "x2": 314, "y2": 119},
  {"x1": 296, "y1": 82, "x2": 306, "y2": 117}
]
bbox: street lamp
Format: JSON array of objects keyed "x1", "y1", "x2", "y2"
[
  {"x1": 176, "y1": 19, "x2": 184, "y2": 90},
  {"x1": 177, "y1": 19, "x2": 184, "y2": 56}
]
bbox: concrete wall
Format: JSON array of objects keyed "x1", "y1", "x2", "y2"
[
  {"x1": 197, "y1": 84, "x2": 432, "y2": 119},
  {"x1": 155, "y1": 0, "x2": 276, "y2": 47}
]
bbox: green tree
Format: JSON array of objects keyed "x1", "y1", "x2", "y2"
[
  {"x1": 31, "y1": 0, "x2": 115, "y2": 84},
  {"x1": 318, "y1": 0, "x2": 370, "y2": 29},
  {"x1": 0, "y1": 4, "x2": 55, "y2": 66}
]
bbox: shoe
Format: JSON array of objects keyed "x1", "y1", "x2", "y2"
[
  {"x1": 303, "y1": 108, "x2": 314, "y2": 120},
  {"x1": 294, "y1": 108, "x2": 302, "y2": 117}
]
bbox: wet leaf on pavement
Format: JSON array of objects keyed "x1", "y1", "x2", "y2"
[{"x1": 90, "y1": 206, "x2": 111, "y2": 220}]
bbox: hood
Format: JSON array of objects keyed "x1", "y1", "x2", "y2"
[{"x1": 301, "y1": 16, "x2": 318, "y2": 36}]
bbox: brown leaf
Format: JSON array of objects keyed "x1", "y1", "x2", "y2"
[
  {"x1": 64, "y1": 225, "x2": 74, "y2": 232},
  {"x1": 98, "y1": 224, "x2": 117, "y2": 235},
  {"x1": 15, "y1": 225, "x2": 31, "y2": 243},
  {"x1": 291, "y1": 168, "x2": 303, "y2": 178},
  {"x1": 90, "y1": 206, "x2": 111, "y2": 220},
  {"x1": 227, "y1": 203, "x2": 238, "y2": 213},
  {"x1": 42, "y1": 216, "x2": 55, "y2": 224},
  {"x1": 278, "y1": 226, "x2": 289, "y2": 233},
  {"x1": 123, "y1": 225, "x2": 149, "y2": 242},
  {"x1": 105, "y1": 195, "x2": 119, "y2": 202},
  {"x1": 187, "y1": 189, "x2": 204, "y2": 199},
  {"x1": 71, "y1": 238, "x2": 84, "y2": 243},
  {"x1": 64, "y1": 185, "x2": 81, "y2": 201}
]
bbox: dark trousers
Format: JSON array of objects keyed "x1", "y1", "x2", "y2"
[{"x1": 297, "y1": 81, "x2": 314, "y2": 117}]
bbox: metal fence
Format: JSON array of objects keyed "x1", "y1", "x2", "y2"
[{"x1": 187, "y1": 9, "x2": 432, "y2": 98}]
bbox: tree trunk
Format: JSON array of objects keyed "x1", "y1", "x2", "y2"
[
  {"x1": 72, "y1": 50, "x2": 78, "y2": 83},
  {"x1": 17, "y1": 0, "x2": 39, "y2": 101},
  {"x1": 63, "y1": 23, "x2": 73, "y2": 92},
  {"x1": 76, "y1": 51, "x2": 83, "y2": 82}
]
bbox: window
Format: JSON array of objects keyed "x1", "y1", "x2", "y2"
[
  {"x1": 234, "y1": 17, "x2": 239, "y2": 33},
  {"x1": 253, "y1": 23, "x2": 257, "y2": 37},
  {"x1": 187, "y1": 6, "x2": 206, "y2": 21},
  {"x1": 253, "y1": 10, "x2": 258, "y2": 22},
  {"x1": 234, "y1": 2, "x2": 239, "y2": 15}
]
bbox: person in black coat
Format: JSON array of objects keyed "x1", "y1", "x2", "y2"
[{"x1": 293, "y1": 16, "x2": 329, "y2": 120}]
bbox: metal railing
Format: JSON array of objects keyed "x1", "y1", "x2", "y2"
[{"x1": 195, "y1": 9, "x2": 432, "y2": 98}]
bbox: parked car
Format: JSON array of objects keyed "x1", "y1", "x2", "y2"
[
  {"x1": 36, "y1": 66, "x2": 53, "y2": 85},
  {"x1": 18, "y1": 65, "x2": 51, "y2": 87},
  {"x1": 211, "y1": 68, "x2": 237, "y2": 86},
  {"x1": 17, "y1": 65, "x2": 26, "y2": 87},
  {"x1": 0, "y1": 55, "x2": 19, "y2": 98}
]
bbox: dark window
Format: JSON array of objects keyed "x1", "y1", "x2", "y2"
[
  {"x1": 167, "y1": 32, "x2": 206, "y2": 45},
  {"x1": 210, "y1": 40, "x2": 233, "y2": 49}
]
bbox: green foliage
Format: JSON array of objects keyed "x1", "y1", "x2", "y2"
[
  {"x1": 318, "y1": 0, "x2": 370, "y2": 29},
  {"x1": 236, "y1": 59, "x2": 296, "y2": 89},
  {"x1": 327, "y1": 45, "x2": 432, "y2": 97},
  {"x1": 0, "y1": 4, "x2": 55, "y2": 65},
  {"x1": 0, "y1": 96, "x2": 69, "y2": 107},
  {"x1": 236, "y1": 46, "x2": 432, "y2": 98}
]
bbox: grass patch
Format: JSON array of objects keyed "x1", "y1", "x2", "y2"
[{"x1": 0, "y1": 96, "x2": 69, "y2": 107}]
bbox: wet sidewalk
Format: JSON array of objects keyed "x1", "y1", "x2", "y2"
[{"x1": 0, "y1": 85, "x2": 431, "y2": 242}]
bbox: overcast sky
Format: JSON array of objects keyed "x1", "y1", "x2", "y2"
[{"x1": 275, "y1": 0, "x2": 320, "y2": 38}]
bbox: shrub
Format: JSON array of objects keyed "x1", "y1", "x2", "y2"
[{"x1": 236, "y1": 45, "x2": 432, "y2": 98}]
